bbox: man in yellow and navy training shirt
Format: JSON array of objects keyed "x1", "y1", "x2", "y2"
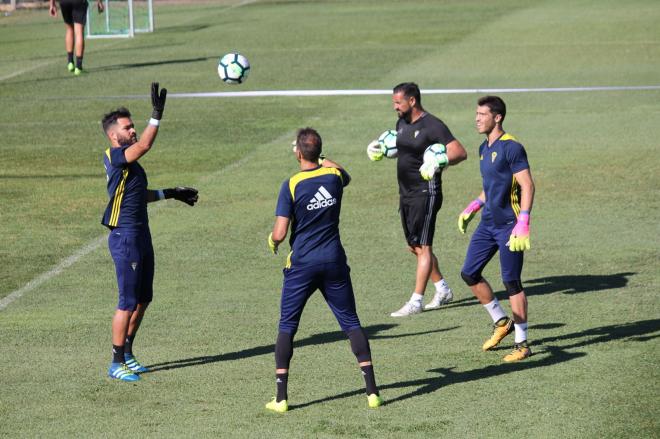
[
  {"x1": 457, "y1": 95, "x2": 536, "y2": 362},
  {"x1": 264, "y1": 128, "x2": 382, "y2": 413},
  {"x1": 101, "y1": 83, "x2": 199, "y2": 382}
]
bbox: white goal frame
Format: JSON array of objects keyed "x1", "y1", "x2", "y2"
[{"x1": 86, "y1": 0, "x2": 154, "y2": 39}]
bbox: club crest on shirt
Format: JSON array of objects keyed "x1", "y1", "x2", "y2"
[
  {"x1": 131, "y1": 262, "x2": 138, "y2": 271},
  {"x1": 491, "y1": 152, "x2": 497, "y2": 163},
  {"x1": 480, "y1": 154, "x2": 483, "y2": 161},
  {"x1": 414, "y1": 130, "x2": 420, "y2": 138}
]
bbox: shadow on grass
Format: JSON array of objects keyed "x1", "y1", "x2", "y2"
[
  {"x1": 524, "y1": 272, "x2": 636, "y2": 295},
  {"x1": 89, "y1": 57, "x2": 213, "y2": 73},
  {"x1": 0, "y1": 173, "x2": 99, "y2": 179},
  {"x1": 2, "y1": 56, "x2": 212, "y2": 86},
  {"x1": 158, "y1": 24, "x2": 212, "y2": 33},
  {"x1": 290, "y1": 318, "x2": 659, "y2": 410},
  {"x1": 145, "y1": 323, "x2": 459, "y2": 373},
  {"x1": 428, "y1": 272, "x2": 636, "y2": 312}
]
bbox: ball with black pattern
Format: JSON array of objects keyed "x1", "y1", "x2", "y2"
[{"x1": 217, "y1": 53, "x2": 250, "y2": 84}]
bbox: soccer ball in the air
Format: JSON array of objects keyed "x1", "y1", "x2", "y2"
[
  {"x1": 423, "y1": 143, "x2": 447, "y2": 163},
  {"x1": 378, "y1": 130, "x2": 398, "y2": 158},
  {"x1": 217, "y1": 53, "x2": 250, "y2": 84}
]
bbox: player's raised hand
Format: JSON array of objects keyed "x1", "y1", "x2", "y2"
[
  {"x1": 267, "y1": 233, "x2": 279, "y2": 255},
  {"x1": 151, "y1": 82, "x2": 167, "y2": 120},
  {"x1": 367, "y1": 140, "x2": 384, "y2": 162},
  {"x1": 508, "y1": 212, "x2": 531, "y2": 251},
  {"x1": 164, "y1": 187, "x2": 198, "y2": 206},
  {"x1": 458, "y1": 198, "x2": 484, "y2": 234}
]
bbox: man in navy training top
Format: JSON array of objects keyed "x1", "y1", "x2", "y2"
[
  {"x1": 368, "y1": 82, "x2": 467, "y2": 317},
  {"x1": 101, "y1": 82, "x2": 199, "y2": 381},
  {"x1": 265, "y1": 128, "x2": 383, "y2": 412},
  {"x1": 457, "y1": 95, "x2": 536, "y2": 362}
]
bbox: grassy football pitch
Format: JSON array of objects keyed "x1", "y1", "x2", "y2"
[{"x1": 1, "y1": 0, "x2": 659, "y2": 437}]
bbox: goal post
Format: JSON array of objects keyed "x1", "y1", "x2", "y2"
[{"x1": 86, "y1": 0, "x2": 153, "y2": 39}]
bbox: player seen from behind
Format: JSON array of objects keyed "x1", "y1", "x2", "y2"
[{"x1": 266, "y1": 128, "x2": 383, "y2": 412}]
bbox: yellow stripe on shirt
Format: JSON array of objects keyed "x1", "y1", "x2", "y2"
[
  {"x1": 510, "y1": 175, "x2": 521, "y2": 217},
  {"x1": 288, "y1": 167, "x2": 342, "y2": 200},
  {"x1": 500, "y1": 133, "x2": 518, "y2": 142},
  {"x1": 109, "y1": 168, "x2": 129, "y2": 227}
]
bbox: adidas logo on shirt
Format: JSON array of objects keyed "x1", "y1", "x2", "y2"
[{"x1": 307, "y1": 186, "x2": 336, "y2": 210}]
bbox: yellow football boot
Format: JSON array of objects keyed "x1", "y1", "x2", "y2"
[
  {"x1": 367, "y1": 394, "x2": 383, "y2": 408},
  {"x1": 503, "y1": 343, "x2": 532, "y2": 362},
  {"x1": 265, "y1": 398, "x2": 288, "y2": 413},
  {"x1": 482, "y1": 317, "x2": 513, "y2": 351}
]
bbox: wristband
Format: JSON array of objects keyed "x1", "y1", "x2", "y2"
[
  {"x1": 517, "y1": 211, "x2": 530, "y2": 224},
  {"x1": 156, "y1": 189, "x2": 165, "y2": 200},
  {"x1": 149, "y1": 118, "x2": 160, "y2": 127}
]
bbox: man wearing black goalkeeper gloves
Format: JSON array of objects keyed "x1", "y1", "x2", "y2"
[{"x1": 101, "y1": 82, "x2": 199, "y2": 382}]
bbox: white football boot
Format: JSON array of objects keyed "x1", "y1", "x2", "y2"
[
  {"x1": 390, "y1": 301, "x2": 422, "y2": 317},
  {"x1": 424, "y1": 288, "x2": 453, "y2": 310}
]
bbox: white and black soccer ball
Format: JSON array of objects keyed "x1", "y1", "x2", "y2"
[
  {"x1": 378, "y1": 130, "x2": 398, "y2": 158},
  {"x1": 423, "y1": 143, "x2": 447, "y2": 163},
  {"x1": 217, "y1": 53, "x2": 250, "y2": 84}
]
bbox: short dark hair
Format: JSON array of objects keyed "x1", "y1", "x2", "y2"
[
  {"x1": 393, "y1": 82, "x2": 421, "y2": 105},
  {"x1": 102, "y1": 107, "x2": 132, "y2": 133},
  {"x1": 477, "y1": 96, "x2": 506, "y2": 122},
  {"x1": 296, "y1": 127, "x2": 322, "y2": 162}
]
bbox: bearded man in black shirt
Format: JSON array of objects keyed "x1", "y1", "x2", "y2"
[{"x1": 368, "y1": 82, "x2": 467, "y2": 317}]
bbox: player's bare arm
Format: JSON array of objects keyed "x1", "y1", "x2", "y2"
[
  {"x1": 123, "y1": 83, "x2": 167, "y2": 163},
  {"x1": 320, "y1": 157, "x2": 342, "y2": 169},
  {"x1": 446, "y1": 139, "x2": 468, "y2": 165},
  {"x1": 513, "y1": 168, "x2": 535, "y2": 211},
  {"x1": 271, "y1": 216, "x2": 290, "y2": 244}
]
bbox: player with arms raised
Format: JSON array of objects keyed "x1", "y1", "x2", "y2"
[{"x1": 458, "y1": 95, "x2": 535, "y2": 362}]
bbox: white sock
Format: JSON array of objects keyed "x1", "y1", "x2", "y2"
[
  {"x1": 514, "y1": 323, "x2": 528, "y2": 343},
  {"x1": 410, "y1": 293, "x2": 424, "y2": 305},
  {"x1": 483, "y1": 299, "x2": 507, "y2": 323},
  {"x1": 434, "y1": 279, "x2": 449, "y2": 292}
]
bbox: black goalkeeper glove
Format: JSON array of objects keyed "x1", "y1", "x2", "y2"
[
  {"x1": 151, "y1": 82, "x2": 167, "y2": 120},
  {"x1": 164, "y1": 187, "x2": 198, "y2": 206}
]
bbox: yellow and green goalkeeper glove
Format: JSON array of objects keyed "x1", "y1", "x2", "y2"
[
  {"x1": 267, "y1": 233, "x2": 279, "y2": 255},
  {"x1": 419, "y1": 144, "x2": 448, "y2": 181},
  {"x1": 366, "y1": 140, "x2": 384, "y2": 161},
  {"x1": 508, "y1": 211, "x2": 531, "y2": 252},
  {"x1": 458, "y1": 198, "x2": 484, "y2": 234}
]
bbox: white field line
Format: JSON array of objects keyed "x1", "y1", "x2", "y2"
[
  {"x1": 0, "y1": 60, "x2": 58, "y2": 82},
  {"x1": 99, "y1": 85, "x2": 660, "y2": 100},
  {"x1": 0, "y1": 235, "x2": 107, "y2": 311}
]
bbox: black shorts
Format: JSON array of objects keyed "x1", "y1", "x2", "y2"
[
  {"x1": 399, "y1": 194, "x2": 443, "y2": 246},
  {"x1": 60, "y1": 0, "x2": 88, "y2": 25}
]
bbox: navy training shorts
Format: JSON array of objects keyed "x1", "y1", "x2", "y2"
[
  {"x1": 108, "y1": 227, "x2": 154, "y2": 311},
  {"x1": 461, "y1": 221, "x2": 524, "y2": 283},
  {"x1": 278, "y1": 262, "x2": 361, "y2": 334}
]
